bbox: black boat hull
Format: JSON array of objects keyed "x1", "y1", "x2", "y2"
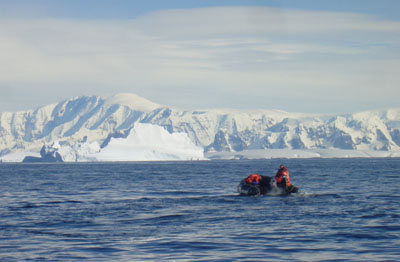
[{"x1": 237, "y1": 176, "x2": 298, "y2": 196}]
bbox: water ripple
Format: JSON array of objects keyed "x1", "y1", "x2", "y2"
[{"x1": 1, "y1": 159, "x2": 399, "y2": 261}]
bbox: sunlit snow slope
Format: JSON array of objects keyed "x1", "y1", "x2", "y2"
[{"x1": 1, "y1": 93, "x2": 400, "y2": 161}]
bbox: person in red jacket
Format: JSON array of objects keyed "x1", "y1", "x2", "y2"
[
  {"x1": 245, "y1": 173, "x2": 261, "y2": 185},
  {"x1": 244, "y1": 173, "x2": 272, "y2": 194},
  {"x1": 275, "y1": 165, "x2": 291, "y2": 189}
]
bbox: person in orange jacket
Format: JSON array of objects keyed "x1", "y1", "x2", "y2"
[
  {"x1": 275, "y1": 165, "x2": 299, "y2": 193},
  {"x1": 275, "y1": 165, "x2": 291, "y2": 189},
  {"x1": 245, "y1": 173, "x2": 261, "y2": 185},
  {"x1": 244, "y1": 173, "x2": 272, "y2": 194}
]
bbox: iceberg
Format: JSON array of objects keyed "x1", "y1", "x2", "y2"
[
  {"x1": 52, "y1": 141, "x2": 101, "y2": 162},
  {"x1": 92, "y1": 123, "x2": 205, "y2": 161},
  {"x1": 0, "y1": 151, "x2": 40, "y2": 162},
  {"x1": 22, "y1": 144, "x2": 63, "y2": 162}
]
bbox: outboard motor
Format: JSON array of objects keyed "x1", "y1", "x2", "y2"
[{"x1": 280, "y1": 176, "x2": 299, "y2": 194}]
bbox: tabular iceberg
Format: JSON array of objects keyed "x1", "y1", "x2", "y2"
[{"x1": 90, "y1": 123, "x2": 205, "y2": 161}]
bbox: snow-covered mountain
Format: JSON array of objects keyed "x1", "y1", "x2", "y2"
[{"x1": 1, "y1": 93, "x2": 400, "y2": 161}]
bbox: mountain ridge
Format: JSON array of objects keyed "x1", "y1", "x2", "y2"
[{"x1": 1, "y1": 93, "x2": 400, "y2": 159}]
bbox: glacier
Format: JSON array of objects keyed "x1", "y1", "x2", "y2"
[{"x1": 1, "y1": 93, "x2": 400, "y2": 162}]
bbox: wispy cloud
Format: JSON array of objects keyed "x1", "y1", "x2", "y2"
[{"x1": 0, "y1": 7, "x2": 399, "y2": 113}]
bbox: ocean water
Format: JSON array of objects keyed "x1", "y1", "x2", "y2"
[{"x1": 0, "y1": 158, "x2": 399, "y2": 262}]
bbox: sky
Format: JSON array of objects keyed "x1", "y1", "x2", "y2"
[{"x1": 0, "y1": 0, "x2": 399, "y2": 114}]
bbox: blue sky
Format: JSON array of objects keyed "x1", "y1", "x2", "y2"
[
  {"x1": 1, "y1": 0, "x2": 399, "y2": 113},
  {"x1": 1, "y1": 0, "x2": 399, "y2": 20}
]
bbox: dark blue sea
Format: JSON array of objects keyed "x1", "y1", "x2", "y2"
[{"x1": 1, "y1": 158, "x2": 399, "y2": 261}]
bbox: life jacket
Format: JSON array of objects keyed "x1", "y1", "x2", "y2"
[
  {"x1": 246, "y1": 174, "x2": 261, "y2": 185},
  {"x1": 275, "y1": 167, "x2": 291, "y2": 187}
]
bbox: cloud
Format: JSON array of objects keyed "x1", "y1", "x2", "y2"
[
  {"x1": 0, "y1": 7, "x2": 399, "y2": 113},
  {"x1": 134, "y1": 7, "x2": 400, "y2": 37}
]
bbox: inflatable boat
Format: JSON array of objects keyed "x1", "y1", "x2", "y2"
[{"x1": 237, "y1": 175, "x2": 299, "y2": 196}]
